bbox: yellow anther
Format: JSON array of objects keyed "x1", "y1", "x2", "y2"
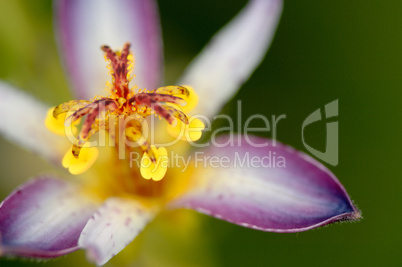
[
  {"x1": 140, "y1": 146, "x2": 168, "y2": 181},
  {"x1": 178, "y1": 85, "x2": 199, "y2": 113},
  {"x1": 45, "y1": 107, "x2": 78, "y2": 136},
  {"x1": 62, "y1": 144, "x2": 99, "y2": 175},
  {"x1": 167, "y1": 116, "x2": 205, "y2": 142}
]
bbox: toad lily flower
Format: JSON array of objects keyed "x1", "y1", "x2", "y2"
[{"x1": 0, "y1": 0, "x2": 360, "y2": 266}]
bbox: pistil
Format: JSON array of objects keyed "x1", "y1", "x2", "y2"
[{"x1": 45, "y1": 43, "x2": 204, "y2": 181}]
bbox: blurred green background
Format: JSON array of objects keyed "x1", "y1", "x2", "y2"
[{"x1": 0, "y1": 0, "x2": 400, "y2": 266}]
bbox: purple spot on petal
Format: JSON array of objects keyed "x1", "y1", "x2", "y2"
[
  {"x1": 136, "y1": 208, "x2": 143, "y2": 215},
  {"x1": 125, "y1": 217, "x2": 132, "y2": 226},
  {"x1": 113, "y1": 208, "x2": 122, "y2": 214}
]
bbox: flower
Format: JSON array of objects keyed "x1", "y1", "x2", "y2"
[{"x1": 0, "y1": 0, "x2": 360, "y2": 266}]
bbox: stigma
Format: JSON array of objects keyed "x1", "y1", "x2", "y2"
[{"x1": 45, "y1": 43, "x2": 204, "y2": 181}]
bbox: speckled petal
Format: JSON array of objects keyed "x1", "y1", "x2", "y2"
[
  {"x1": 55, "y1": 0, "x2": 163, "y2": 99},
  {"x1": 78, "y1": 197, "x2": 155, "y2": 265},
  {"x1": 170, "y1": 135, "x2": 360, "y2": 232},
  {"x1": 179, "y1": 0, "x2": 283, "y2": 118},
  {"x1": 0, "y1": 82, "x2": 69, "y2": 164},
  {"x1": 0, "y1": 176, "x2": 97, "y2": 258}
]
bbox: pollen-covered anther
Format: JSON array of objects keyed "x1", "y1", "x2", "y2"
[
  {"x1": 45, "y1": 106, "x2": 81, "y2": 136},
  {"x1": 167, "y1": 116, "x2": 205, "y2": 142},
  {"x1": 62, "y1": 144, "x2": 99, "y2": 175},
  {"x1": 176, "y1": 85, "x2": 199, "y2": 113},
  {"x1": 140, "y1": 146, "x2": 168, "y2": 181}
]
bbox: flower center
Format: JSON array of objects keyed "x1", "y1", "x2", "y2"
[{"x1": 45, "y1": 43, "x2": 204, "y2": 182}]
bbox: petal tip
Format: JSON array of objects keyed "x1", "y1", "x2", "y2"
[
  {"x1": 173, "y1": 134, "x2": 361, "y2": 233},
  {"x1": 85, "y1": 245, "x2": 104, "y2": 266},
  {"x1": 342, "y1": 208, "x2": 362, "y2": 222}
]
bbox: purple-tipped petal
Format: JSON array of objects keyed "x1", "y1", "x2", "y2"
[
  {"x1": 170, "y1": 135, "x2": 360, "y2": 232},
  {"x1": 55, "y1": 0, "x2": 163, "y2": 99},
  {"x1": 179, "y1": 0, "x2": 283, "y2": 118},
  {"x1": 78, "y1": 197, "x2": 155, "y2": 265},
  {"x1": 0, "y1": 176, "x2": 97, "y2": 258},
  {"x1": 0, "y1": 82, "x2": 69, "y2": 164}
]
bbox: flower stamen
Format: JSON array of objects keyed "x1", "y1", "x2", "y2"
[
  {"x1": 140, "y1": 146, "x2": 168, "y2": 181},
  {"x1": 45, "y1": 42, "x2": 203, "y2": 180}
]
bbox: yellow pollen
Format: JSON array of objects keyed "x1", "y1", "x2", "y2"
[
  {"x1": 105, "y1": 81, "x2": 113, "y2": 89},
  {"x1": 62, "y1": 144, "x2": 99, "y2": 175},
  {"x1": 118, "y1": 97, "x2": 126, "y2": 107},
  {"x1": 140, "y1": 146, "x2": 168, "y2": 181}
]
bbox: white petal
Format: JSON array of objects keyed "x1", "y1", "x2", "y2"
[
  {"x1": 0, "y1": 81, "x2": 68, "y2": 164},
  {"x1": 55, "y1": 0, "x2": 163, "y2": 99},
  {"x1": 179, "y1": 0, "x2": 283, "y2": 118},
  {"x1": 78, "y1": 197, "x2": 155, "y2": 265}
]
